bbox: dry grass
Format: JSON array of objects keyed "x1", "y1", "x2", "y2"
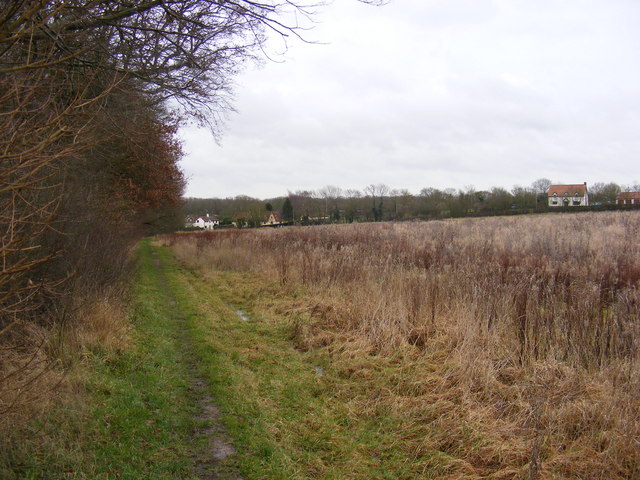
[
  {"x1": 160, "y1": 211, "x2": 640, "y2": 479},
  {"x1": 0, "y1": 289, "x2": 131, "y2": 469},
  {"x1": 0, "y1": 322, "x2": 65, "y2": 427},
  {"x1": 65, "y1": 292, "x2": 132, "y2": 357}
]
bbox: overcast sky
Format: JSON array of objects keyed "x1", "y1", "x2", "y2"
[{"x1": 179, "y1": 0, "x2": 640, "y2": 199}]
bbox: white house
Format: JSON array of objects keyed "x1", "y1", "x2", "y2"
[
  {"x1": 548, "y1": 183, "x2": 589, "y2": 207},
  {"x1": 191, "y1": 213, "x2": 219, "y2": 230}
]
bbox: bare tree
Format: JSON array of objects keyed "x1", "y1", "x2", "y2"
[
  {"x1": 590, "y1": 182, "x2": 621, "y2": 204},
  {"x1": 364, "y1": 184, "x2": 390, "y2": 221},
  {"x1": 531, "y1": 178, "x2": 552, "y2": 194},
  {"x1": 342, "y1": 189, "x2": 362, "y2": 222},
  {"x1": 318, "y1": 185, "x2": 343, "y2": 218}
]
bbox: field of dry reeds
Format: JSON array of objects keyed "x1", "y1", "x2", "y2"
[{"x1": 162, "y1": 211, "x2": 640, "y2": 479}]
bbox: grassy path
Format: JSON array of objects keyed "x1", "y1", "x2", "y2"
[
  {"x1": 146, "y1": 243, "x2": 243, "y2": 480},
  {"x1": 148, "y1": 243, "x2": 434, "y2": 480},
  {"x1": 6, "y1": 240, "x2": 243, "y2": 479},
  {"x1": 8, "y1": 239, "x2": 437, "y2": 479}
]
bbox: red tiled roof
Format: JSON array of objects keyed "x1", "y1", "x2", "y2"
[
  {"x1": 548, "y1": 184, "x2": 587, "y2": 197},
  {"x1": 617, "y1": 192, "x2": 640, "y2": 199}
]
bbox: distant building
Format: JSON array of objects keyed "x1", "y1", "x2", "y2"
[
  {"x1": 262, "y1": 211, "x2": 283, "y2": 226},
  {"x1": 548, "y1": 183, "x2": 589, "y2": 207},
  {"x1": 616, "y1": 192, "x2": 640, "y2": 205},
  {"x1": 187, "y1": 213, "x2": 219, "y2": 230}
]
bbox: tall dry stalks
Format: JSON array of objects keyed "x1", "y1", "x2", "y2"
[{"x1": 161, "y1": 211, "x2": 640, "y2": 478}]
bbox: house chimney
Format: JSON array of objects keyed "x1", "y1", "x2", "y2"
[{"x1": 584, "y1": 182, "x2": 587, "y2": 186}]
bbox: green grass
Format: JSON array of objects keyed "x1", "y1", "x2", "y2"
[
  {"x1": 72, "y1": 239, "x2": 198, "y2": 479},
  {"x1": 4, "y1": 239, "x2": 201, "y2": 479}
]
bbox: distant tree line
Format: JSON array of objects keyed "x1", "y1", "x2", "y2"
[{"x1": 185, "y1": 180, "x2": 639, "y2": 225}]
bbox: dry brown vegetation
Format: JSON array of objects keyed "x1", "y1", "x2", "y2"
[
  {"x1": 162, "y1": 211, "x2": 640, "y2": 479},
  {"x1": 0, "y1": 288, "x2": 131, "y2": 467}
]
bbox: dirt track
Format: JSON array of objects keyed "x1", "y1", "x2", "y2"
[{"x1": 151, "y1": 248, "x2": 244, "y2": 480}]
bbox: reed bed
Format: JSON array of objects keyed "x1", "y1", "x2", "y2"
[{"x1": 161, "y1": 211, "x2": 640, "y2": 478}]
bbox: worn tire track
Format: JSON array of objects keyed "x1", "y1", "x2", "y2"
[{"x1": 150, "y1": 247, "x2": 244, "y2": 480}]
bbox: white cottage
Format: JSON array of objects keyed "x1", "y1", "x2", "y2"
[
  {"x1": 192, "y1": 214, "x2": 219, "y2": 230},
  {"x1": 548, "y1": 183, "x2": 589, "y2": 207}
]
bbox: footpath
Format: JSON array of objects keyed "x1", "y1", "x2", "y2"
[{"x1": 13, "y1": 239, "x2": 430, "y2": 479}]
